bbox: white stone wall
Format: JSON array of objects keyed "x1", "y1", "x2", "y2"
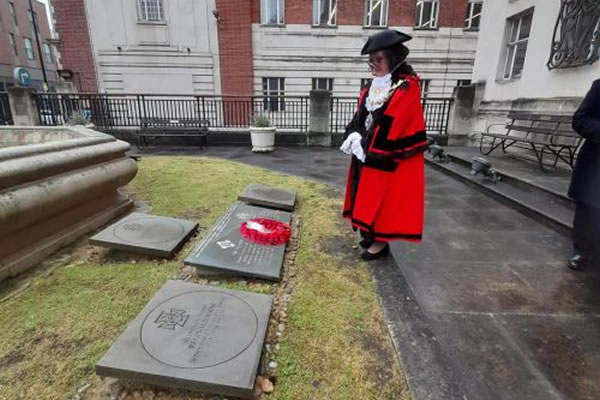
[
  {"x1": 472, "y1": 0, "x2": 600, "y2": 103},
  {"x1": 252, "y1": 24, "x2": 480, "y2": 98},
  {"x1": 83, "y1": 0, "x2": 221, "y2": 95}
]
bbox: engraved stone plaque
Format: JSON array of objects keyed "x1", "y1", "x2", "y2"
[
  {"x1": 96, "y1": 280, "x2": 272, "y2": 399},
  {"x1": 238, "y1": 183, "x2": 297, "y2": 211},
  {"x1": 184, "y1": 202, "x2": 291, "y2": 281},
  {"x1": 90, "y1": 213, "x2": 198, "y2": 258}
]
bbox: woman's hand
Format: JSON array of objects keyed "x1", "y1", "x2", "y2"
[
  {"x1": 340, "y1": 132, "x2": 362, "y2": 155},
  {"x1": 351, "y1": 138, "x2": 366, "y2": 162}
]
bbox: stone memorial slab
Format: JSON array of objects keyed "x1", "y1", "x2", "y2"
[
  {"x1": 238, "y1": 183, "x2": 297, "y2": 211},
  {"x1": 96, "y1": 280, "x2": 272, "y2": 399},
  {"x1": 184, "y1": 202, "x2": 291, "y2": 281},
  {"x1": 90, "y1": 213, "x2": 198, "y2": 258}
]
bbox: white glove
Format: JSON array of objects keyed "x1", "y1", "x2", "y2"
[
  {"x1": 340, "y1": 132, "x2": 362, "y2": 155},
  {"x1": 351, "y1": 138, "x2": 366, "y2": 162}
]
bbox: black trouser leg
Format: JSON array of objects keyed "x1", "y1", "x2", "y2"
[
  {"x1": 573, "y1": 202, "x2": 600, "y2": 260},
  {"x1": 359, "y1": 229, "x2": 374, "y2": 242}
]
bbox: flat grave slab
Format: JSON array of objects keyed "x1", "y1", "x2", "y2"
[
  {"x1": 184, "y1": 202, "x2": 291, "y2": 281},
  {"x1": 238, "y1": 183, "x2": 297, "y2": 211},
  {"x1": 89, "y1": 213, "x2": 198, "y2": 258},
  {"x1": 96, "y1": 280, "x2": 272, "y2": 399}
]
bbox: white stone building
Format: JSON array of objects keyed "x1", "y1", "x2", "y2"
[{"x1": 470, "y1": 0, "x2": 599, "y2": 133}]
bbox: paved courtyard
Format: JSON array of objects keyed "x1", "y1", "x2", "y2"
[{"x1": 150, "y1": 146, "x2": 600, "y2": 400}]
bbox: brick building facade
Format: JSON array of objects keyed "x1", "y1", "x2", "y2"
[
  {"x1": 0, "y1": 0, "x2": 58, "y2": 91},
  {"x1": 51, "y1": 0, "x2": 97, "y2": 91}
]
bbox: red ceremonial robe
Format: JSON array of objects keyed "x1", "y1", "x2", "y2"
[{"x1": 343, "y1": 74, "x2": 426, "y2": 243}]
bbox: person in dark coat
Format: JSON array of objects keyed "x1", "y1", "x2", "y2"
[{"x1": 568, "y1": 80, "x2": 600, "y2": 270}]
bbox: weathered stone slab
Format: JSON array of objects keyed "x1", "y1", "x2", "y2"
[
  {"x1": 184, "y1": 202, "x2": 291, "y2": 281},
  {"x1": 90, "y1": 213, "x2": 198, "y2": 258},
  {"x1": 96, "y1": 280, "x2": 272, "y2": 399},
  {"x1": 238, "y1": 183, "x2": 296, "y2": 211}
]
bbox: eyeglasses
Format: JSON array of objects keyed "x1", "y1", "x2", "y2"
[{"x1": 367, "y1": 56, "x2": 387, "y2": 69}]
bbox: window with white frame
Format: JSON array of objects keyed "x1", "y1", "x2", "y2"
[
  {"x1": 138, "y1": 0, "x2": 164, "y2": 22},
  {"x1": 465, "y1": 0, "x2": 483, "y2": 30},
  {"x1": 263, "y1": 78, "x2": 285, "y2": 112},
  {"x1": 261, "y1": 0, "x2": 285, "y2": 25},
  {"x1": 9, "y1": 2, "x2": 17, "y2": 26},
  {"x1": 9, "y1": 33, "x2": 18, "y2": 56},
  {"x1": 420, "y1": 79, "x2": 430, "y2": 97},
  {"x1": 24, "y1": 38, "x2": 35, "y2": 60},
  {"x1": 43, "y1": 43, "x2": 53, "y2": 64},
  {"x1": 27, "y1": 10, "x2": 36, "y2": 36},
  {"x1": 364, "y1": 0, "x2": 388, "y2": 27},
  {"x1": 415, "y1": 0, "x2": 439, "y2": 29},
  {"x1": 312, "y1": 78, "x2": 334, "y2": 92},
  {"x1": 457, "y1": 79, "x2": 471, "y2": 87},
  {"x1": 503, "y1": 10, "x2": 533, "y2": 80},
  {"x1": 313, "y1": 0, "x2": 336, "y2": 26}
]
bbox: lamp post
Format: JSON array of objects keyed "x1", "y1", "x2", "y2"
[{"x1": 28, "y1": 0, "x2": 48, "y2": 92}]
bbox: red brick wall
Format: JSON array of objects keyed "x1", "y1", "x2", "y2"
[
  {"x1": 389, "y1": 0, "x2": 417, "y2": 26},
  {"x1": 439, "y1": 0, "x2": 469, "y2": 28},
  {"x1": 251, "y1": 0, "x2": 469, "y2": 27},
  {"x1": 252, "y1": 0, "x2": 260, "y2": 23},
  {"x1": 286, "y1": 0, "x2": 311, "y2": 24},
  {"x1": 216, "y1": 0, "x2": 254, "y2": 97},
  {"x1": 338, "y1": 0, "x2": 364, "y2": 25},
  {"x1": 53, "y1": 0, "x2": 98, "y2": 92}
]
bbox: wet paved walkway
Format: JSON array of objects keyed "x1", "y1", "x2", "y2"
[{"x1": 142, "y1": 146, "x2": 600, "y2": 400}]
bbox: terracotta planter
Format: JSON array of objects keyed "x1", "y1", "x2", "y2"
[{"x1": 250, "y1": 126, "x2": 276, "y2": 153}]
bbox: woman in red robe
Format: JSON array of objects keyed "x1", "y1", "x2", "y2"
[{"x1": 341, "y1": 30, "x2": 427, "y2": 261}]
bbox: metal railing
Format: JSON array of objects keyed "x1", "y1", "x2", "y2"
[
  {"x1": 422, "y1": 97, "x2": 454, "y2": 136},
  {"x1": 34, "y1": 93, "x2": 310, "y2": 132},
  {"x1": 330, "y1": 97, "x2": 454, "y2": 135},
  {"x1": 0, "y1": 93, "x2": 12, "y2": 125},
  {"x1": 33, "y1": 92, "x2": 453, "y2": 136}
]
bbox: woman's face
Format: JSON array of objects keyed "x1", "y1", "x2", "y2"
[{"x1": 368, "y1": 51, "x2": 390, "y2": 77}]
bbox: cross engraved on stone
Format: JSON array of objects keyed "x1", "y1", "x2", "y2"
[
  {"x1": 217, "y1": 240, "x2": 236, "y2": 249},
  {"x1": 123, "y1": 223, "x2": 145, "y2": 232},
  {"x1": 154, "y1": 308, "x2": 190, "y2": 330}
]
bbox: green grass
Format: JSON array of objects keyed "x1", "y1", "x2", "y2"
[{"x1": 0, "y1": 156, "x2": 411, "y2": 400}]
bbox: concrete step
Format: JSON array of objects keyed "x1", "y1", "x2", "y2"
[
  {"x1": 447, "y1": 152, "x2": 573, "y2": 206},
  {"x1": 425, "y1": 153, "x2": 574, "y2": 236}
]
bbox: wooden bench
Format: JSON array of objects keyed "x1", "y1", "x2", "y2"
[
  {"x1": 138, "y1": 118, "x2": 209, "y2": 148},
  {"x1": 479, "y1": 112, "x2": 582, "y2": 170}
]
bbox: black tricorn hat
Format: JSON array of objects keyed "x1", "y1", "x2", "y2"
[{"x1": 361, "y1": 30, "x2": 412, "y2": 55}]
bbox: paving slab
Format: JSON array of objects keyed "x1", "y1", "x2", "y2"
[
  {"x1": 96, "y1": 280, "x2": 272, "y2": 399},
  {"x1": 184, "y1": 202, "x2": 291, "y2": 281},
  {"x1": 89, "y1": 213, "x2": 198, "y2": 258},
  {"x1": 238, "y1": 183, "x2": 297, "y2": 211},
  {"x1": 392, "y1": 167, "x2": 600, "y2": 400}
]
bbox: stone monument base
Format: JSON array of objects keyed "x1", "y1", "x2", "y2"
[{"x1": 0, "y1": 126, "x2": 138, "y2": 281}]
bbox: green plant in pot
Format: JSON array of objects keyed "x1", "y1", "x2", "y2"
[{"x1": 250, "y1": 114, "x2": 276, "y2": 153}]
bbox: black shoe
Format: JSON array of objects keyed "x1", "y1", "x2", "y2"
[
  {"x1": 361, "y1": 244, "x2": 390, "y2": 261},
  {"x1": 568, "y1": 254, "x2": 588, "y2": 271},
  {"x1": 359, "y1": 239, "x2": 373, "y2": 249}
]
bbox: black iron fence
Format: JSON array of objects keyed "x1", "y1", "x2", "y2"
[
  {"x1": 330, "y1": 96, "x2": 454, "y2": 135},
  {"x1": 33, "y1": 92, "x2": 452, "y2": 136},
  {"x1": 0, "y1": 93, "x2": 12, "y2": 125},
  {"x1": 35, "y1": 93, "x2": 310, "y2": 131}
]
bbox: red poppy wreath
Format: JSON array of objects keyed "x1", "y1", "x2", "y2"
[{"x1": 239, "y1": 218, "x2": 291, "y2": 246}]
